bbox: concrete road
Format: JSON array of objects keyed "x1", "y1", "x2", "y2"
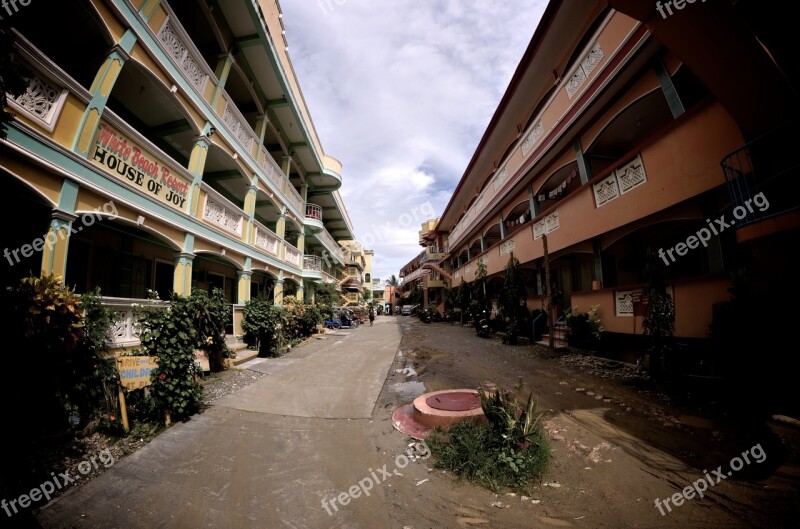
[{"x1": 36, "y1": 317, "x2": 403, "y2": 529}]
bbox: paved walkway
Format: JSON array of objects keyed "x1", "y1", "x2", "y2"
[{"x1": 36, "y1": 318, "x2": 403, "y2": 529}]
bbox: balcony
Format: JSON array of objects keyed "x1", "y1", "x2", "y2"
[
  {"x1": 721, "y1": 119, "x2": 800, "y2": 235},
  {"x1": 304, "y1": 254, "x2": 323, "y2": 271},
  {"x1": 305, "y1": 203, "x2": 324, "y2": 233},
  {"x1": 315, "y1": 227, "x2": 345, "y2": 265}
]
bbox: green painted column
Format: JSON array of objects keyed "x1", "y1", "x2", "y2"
[{"x1": 72, "y1": 33, "x2": 137, "y2": 156}]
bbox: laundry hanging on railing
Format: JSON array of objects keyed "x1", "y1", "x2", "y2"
[{"x1": 537, "y1": 168, "x2": 578, "y2": 203}]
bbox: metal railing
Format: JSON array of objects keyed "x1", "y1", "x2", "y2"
[
  {"x1": 303, "y1": 254, "x2": 322, "y2": 271},
  {"x1": 306, "y1": 203, "x2": 323, "y2": 221},
  {"x1": 721, "y1": 119, "x2": 800, "y2": 226}
]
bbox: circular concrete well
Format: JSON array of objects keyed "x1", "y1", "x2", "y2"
[{"x1": 393, "y1": 389, "x2": 486, "y2": 439}]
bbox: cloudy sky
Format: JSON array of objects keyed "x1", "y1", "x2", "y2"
[{"x1": 280, "y1": 1, "x2": 547, "y2": 283}]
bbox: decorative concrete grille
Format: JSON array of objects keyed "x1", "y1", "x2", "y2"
[
  {"x1": 593, "y1": 175, "x2": 620, "y2": 207},
  {"x1": 204, "y1": 197, "x2": 243, "y2": 236},
  {"x1": 500, "y1": 239, "x2": 516, "y2": 256},
  {"x1": 566, "y1": 42, "x2": 603, "y2": 98},
  {"x1": 158, "y1": 19, "x2": 209, "y2": 92},
  {"x1": 521, "y1": 121, "x2": 544, "y2": 156},
  {"x1": 616, "y1": 157, "x2": 647, "y2": 194}
]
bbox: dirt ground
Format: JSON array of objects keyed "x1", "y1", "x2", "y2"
[{"x1": 371, "y1": 317, "x2": 800, "y2": 529}]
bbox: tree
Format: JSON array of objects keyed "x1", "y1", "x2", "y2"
[
  {"x1": 0, "y1": 28, "x2": 28, "y2": 140},
  {"x1": 386, "y1": 275, "x2": 399, "y2": 287},
  {"x1": 361, "y1": 286, "x2": 372, "y2": 303},
  {"x1": 472, "y1": 259, "x2": 489, "y2": 321},
  {"x1": 499, "y1": 254, "x2": 528, "y2": 344},
  {"x1": 641, "y1": 249, "x2": 675, "y2": 376}
]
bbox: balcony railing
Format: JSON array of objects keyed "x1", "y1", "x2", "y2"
[
  {"x1": 304, "y1": 254, "x2": 322, "y2": 271},
  {"x1": 284, "y1": 181, "x2": 304, "y2": 215},
  {"x1": 254, "y1": 221, "x2": 279, "y2": 256},
  {"x1": 322, "y1": 271, "x2": 338, "y2": 284},
  {"x1": 156, "y1": 14, "x2": 211, "y2": 94},
  {"x1": 221, "y1": 94, "x2": 255, "y2": 153},
  {"x1": 203, "y1": 188, "x2": 244, "y2": 237},
  {"x1": 721, "y1": 119, "x2": 800, "y2": 227},
  {"x1": 104, "y1": 297, "x2": 169, "y2": 348},
  {"x1": 306, "y1": 203, "x2": 323, "y2": 221},
  {"x1": 317, "y1": 228, "x2": 345, "y2": 262},
  {"x1": 284, "y1": 242, "x2": 301, "y2": 267},
  {"x1": 259, "y1": 146, "x2": 285, "y2": 189}
]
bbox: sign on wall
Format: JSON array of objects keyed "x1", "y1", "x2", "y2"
[{"x1": 91, "y1": 123, "x2": 190, "y2": 210}]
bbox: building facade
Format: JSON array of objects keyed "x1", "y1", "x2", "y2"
[
  {"x1": 1, "y1": 0, "x2": 359, "y2": 345},
  {"x1": 414, "y1": 1, "x2": 798, "y2": 349}
]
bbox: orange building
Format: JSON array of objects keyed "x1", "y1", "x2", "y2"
[{"x1": 411, "y1": 1, "x2": 798, "y2": 366}]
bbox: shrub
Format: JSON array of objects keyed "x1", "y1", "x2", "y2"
[
  {"x1": 136, "y1": 293, "x2": 201, "y2": 420},
  {"x1": 429, "y1": 388, "x2": 549, "y2": 492},
  {"x1": 564, "y1": 304, "x2": 604, "y2": 348},
  {"x1": 242, "y1": 297, "x2": 285, "y2": 357},
  {"x1": 187, "y1": 288, "x2": 229, "y2": 372}
]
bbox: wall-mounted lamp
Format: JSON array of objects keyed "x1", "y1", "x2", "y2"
[
  {"x1": 233, "y1": 153, "x2": 238, "y2": 160},
  {"x1": 206, "y1": 126, "x2": 216, "y2": 138},
  {"x1": 136, "y1": 215, "x2": 146, "y2": 226},
  {"x1": 170, "y1": 85, "x2": 178, "y2": 94}
]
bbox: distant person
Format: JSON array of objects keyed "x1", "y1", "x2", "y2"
[{"x1": 369, "y1": 307, "x2": 375, "y2": 326}]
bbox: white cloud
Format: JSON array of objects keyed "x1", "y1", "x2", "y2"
[{"x1": 281, "y1": 0, "x2": 547, "y2": 282}]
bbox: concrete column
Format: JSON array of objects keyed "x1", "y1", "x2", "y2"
[
  {"x1": 210, "y1": 54, "x2": 235, "y2": 107},
  {"x1": 499, "y1": 214, "x2": 507, "y2": 239},
  {"x1": 173, "y1": 253, "x2": 195, "y2": 296},
  {"x1": 237, "y1": 271, "x2": 252, "y2": 304},
  {"x1": 274, "y1": 279, "x2": 284, "y2": 306},
  {"x1": 186, "y1": 135, "x2": 212, "y2": 216},
  {"x1": 73, "y1": 36, "x2": 136, "y2": 156},
  {"x1": 528, "y1": 184, "x2": 540, "y2": 218},
  {"x1": 296, "y1": 279, "x2": 304, "y2": 302},
  {"x1": 574, "y1": 140, "x2": 592, "y2": 185},
  {"x1": 282, "y1": 155, "x2": 293, "y2": 178},
  {"x1": 41, "y1": 211, "x2": 77, "y2": 277}
]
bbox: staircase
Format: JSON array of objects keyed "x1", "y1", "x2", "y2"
[
  {"x1": 225, "y1": 335, "x2": 257, "y2": 367},
  {"x1": 536, "y1": 320, "x2": 568, "y2": 349}
]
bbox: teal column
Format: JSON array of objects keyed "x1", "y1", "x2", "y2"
[
  {"x1": 528, "y1": 184, "x2": 540, "y2": 218},
  {"x1": 575, "y1": 140, "x2": 592, "y2": 185}
]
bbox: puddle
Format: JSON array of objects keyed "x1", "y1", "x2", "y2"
[
  {"x1": 390, "y1": 381, "x2": 426, "y2": 401},
  {"x1": 395, "y1": 366, "x2": 418, "y2": 377}
]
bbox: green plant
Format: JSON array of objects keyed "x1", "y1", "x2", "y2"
[
  {"x1": 641, "y1": 249, "x2": 675, "y2": 375},
  {"x1": 242, "y1": 296, "x2": 286, "y2": 357},
  {"x1": 136, "y1": 293, "x2": 201, "y2": 420},
  {"x1": 429, "y1": 420, "x2": 549, "y2": 492},
  {"x1": 479, "y1": 388, "x2": 543, "y2": 448},
  {"x1": 564, "y1": 304, "x2": 604, "y2": 348},
  {"x1": 187, "y1": 288, "x2": 229, "y2": 372},
  {"x1": 67, "y1": 288, "x2": 120, "y2": 423},
  {"x1": 499, "y1": 255, "x2": 528, "y2": 344}
]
